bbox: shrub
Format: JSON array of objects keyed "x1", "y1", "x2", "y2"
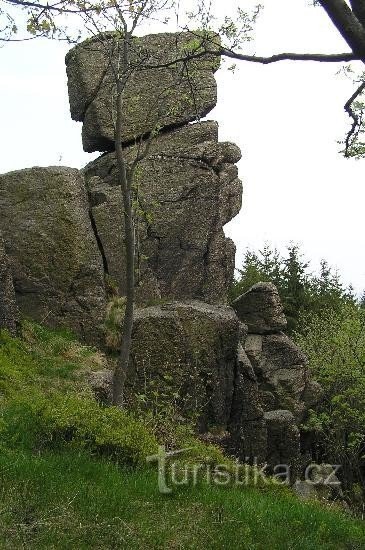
[{"x1": 296, "y1": 303, "x2": 365, "y2": 496}]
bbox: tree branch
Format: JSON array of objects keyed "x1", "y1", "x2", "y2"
[
  {"x1": 5, "y1": 0, "x2": 89, "y2": 14},
  {"x1": 143, "y1": 49, "x2": 358, "y2": 71},
  {"x1": 219, "y1": 49, "x2": 358, "y2": 64},
  {"x1": 344, "y1": 79, "x2": 365, "y2": 156}
]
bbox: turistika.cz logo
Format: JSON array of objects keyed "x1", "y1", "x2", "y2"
[{"x1": 146, "y1": 445, "x2": 341, "y2": 494}]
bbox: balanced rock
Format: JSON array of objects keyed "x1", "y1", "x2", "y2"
[
  {"x1": 232, "y1": 282, "x2": 287, "y2": 333},
  {"x1": 0, "y1": 232, "x2": 18, "y2": 334},
  {"x1": 66, "y1": 31, "x2": 221, "y2": 152},
  {"x1": 84, "y1": 121, "x2": 242, "y2": 304},
  {"x1": 0, "y1": 167, "x2": 107, "y2": 344}
]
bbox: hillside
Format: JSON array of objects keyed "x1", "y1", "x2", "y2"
[{"x1": 0, "y1": 324, "x2": 364, "y2": 549}]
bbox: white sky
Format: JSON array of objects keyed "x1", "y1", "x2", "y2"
[{"x1": 0, "y1": 0, "x2": 364, "y2": 294}]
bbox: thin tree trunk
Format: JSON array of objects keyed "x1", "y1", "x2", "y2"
[{"x1": 112, "y1": 76, "x2": 135, "y2": 406}]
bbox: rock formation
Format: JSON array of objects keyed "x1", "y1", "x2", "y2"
[
  {"x1": 0, "y1": 31, "x2": 321, "y2": 474},
  {"x1": 127, "y1": 301, "x2": 240, "y2": 432},
  {"x1": 233, "y1": 283, "x2": 322, "y2": 469}
]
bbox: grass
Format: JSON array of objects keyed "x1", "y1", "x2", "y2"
[
  {"x1": 0, "y1": 323, "x2": 364, "y2": 549},
  {"x1": 0, "y1": 450, "x2": 364, "y2": 549}
]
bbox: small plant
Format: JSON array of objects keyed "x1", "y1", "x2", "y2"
[{"x1": 104, "y1": 296, "x2": 126, "y2": 351}]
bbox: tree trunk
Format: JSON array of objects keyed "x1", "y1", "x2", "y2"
[
  {"x1": 112, "y1": 77, "x2": 135, "y2": 407},
  {"x1": 319, "y1": 0, "x2": 365, "y2": 59},
  {"x1": 350, "y1": 0, "x2": 365, "y2": 28}
]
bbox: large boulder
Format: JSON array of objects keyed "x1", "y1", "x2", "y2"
[
  {"x1": 66, "y1": 31, "x2": 221, "y2": 152},
  {"x1": 84, "y1": 121, "x2": 242, "y2": 304},
  {"x1": 126, "y1": 301, "x2": 240, "y2": 432},
  {"x1": 232, "y1": 282, "x2": 287, "y2": 333},
  {"x1": 0, "y1": 167, "x2": 107, "y2": 344},
  {"x1": 0, "y1": 232, "x2": 18, "y2": 334}
]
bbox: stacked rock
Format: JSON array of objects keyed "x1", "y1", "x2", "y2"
[
  {"x1": 66, "y1": 30, "x2": 246, "y2": 448},
  {"x1": 66, "y1": 31, "x2": 242, "y2": 305}
]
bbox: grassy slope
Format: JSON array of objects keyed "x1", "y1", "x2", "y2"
[{"x1": 0, "y1": 323, "x2": 364, "y2": 549}]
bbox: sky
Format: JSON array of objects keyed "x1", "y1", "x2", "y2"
[{"x1": 0, "y1": 0, "x2": 364, "y2": 294}]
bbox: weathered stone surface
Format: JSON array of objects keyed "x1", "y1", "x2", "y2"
[
  {"x1": 66, "y1": 32, "x2": 221, "y2": 152},
  {"x1": 232, "y1": 282, "x2": 287, "y2": 334},
  {"x1": 126, "y1": 301, "x2": 240, "y2": 432},
  {"x1": 0, "y1": 167, "x2": 107, "y2": 344},
  {"x1": 84, "y1": 121, "x2": 242, "y2": 304},
  {"x1": 229, "y1": 345, "x2": 267, "y2": 462},
  {"x1": 246, "y1": 331, "x2": 311, "y2": 421},
  {"x1": 264, "y1": 409, "x2": 300, "y2": 472},
  {"x1": 0, "y1": 232, "x2": 18, "y2": 334}
]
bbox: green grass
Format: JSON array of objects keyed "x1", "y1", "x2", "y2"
[
  {"x1": 0, "y1": 449, "x2": 364, "y2": 549},
  {"x1": 0, "y1": 323, "x2": 364, "y2": 549}
]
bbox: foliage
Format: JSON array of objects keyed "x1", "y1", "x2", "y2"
[
  {"x1": 0, "y1": 323, "x2": 158, "y2": 466},
  {"x1": 230, "y1": 243, "x2": 356, "y2": 333},
  {"x1": 295, "y1": 302, "x2": 365, "y2": 493}
]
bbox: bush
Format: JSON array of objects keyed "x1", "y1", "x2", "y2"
[{"x1": 296, "y1": 303, "x2": 365, "y2": 495}]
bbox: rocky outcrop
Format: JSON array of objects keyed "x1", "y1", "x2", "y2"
[
  {"x1": 0, "y1": 167, "x2": 107, "y2": 344},
  {"x1": 233, "y1": 282, "x2": 322, "y2": 469},
  {"x1": 66, "y1": 31, "x2": 221, "y2": 152},
  {"x1": 232, "y1": 282, "x2": 287, "y2": 333},
  {"x1": 234, "y1": 283, "x2": 319, "y2": 422},
  {"x1": 0, "y1": 30, "x2": 320, "y2": 478},
  {"x1": 0, "y1": 232, "x2": 18, "y2": 334},
  {"x1": 84, "y1": 121, "x2": 242, "y2": 304},
  {"x1": 126, "y1": 301, "x2": 240, "y2": 431}
]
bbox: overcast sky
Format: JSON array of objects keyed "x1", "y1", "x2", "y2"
[{"x1": 1, "y1": 0, "x2": 364, "y2": 294}]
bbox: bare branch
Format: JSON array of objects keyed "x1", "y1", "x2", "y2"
[
  {"x1": 343, "y1": 79, "x2": 365, "y2": 156},
  {"x1": 143, "y1": 49, "x2": 359, "y2": 71},
  {"x1": 349, "y1": 0, "x2": 365, "y2": 28},
  {"x1": 219, "y1": 49, "x2": 358, "y2": 64},
  {"x1": 4, "y1": 0, "x2": 93, "y2": 15}
]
